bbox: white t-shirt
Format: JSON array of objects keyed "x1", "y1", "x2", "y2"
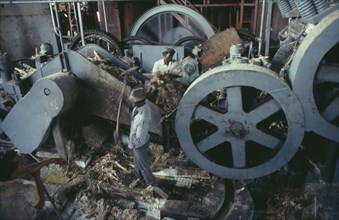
[{"x1": 152, "y1": 59, "x2": 178, "y2": 74}]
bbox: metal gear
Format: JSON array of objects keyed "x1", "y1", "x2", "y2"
[
  {"x1": 175, "y1": 64, "x2": 304, "y2": 179},
  {"x1": 69, "y1": 29, "x2": 122, "y2": 56}
]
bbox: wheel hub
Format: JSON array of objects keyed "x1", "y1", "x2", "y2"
[{"x1": 229, "y1": 121, "x2": 247, "y2": 138}]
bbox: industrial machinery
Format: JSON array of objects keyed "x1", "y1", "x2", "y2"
[
  {"x1": 174, "y1": 1, "x2": 339, "y2": 180},
  {"x1": 0, "y1": 1, "x2": 338, "y2": 182}
]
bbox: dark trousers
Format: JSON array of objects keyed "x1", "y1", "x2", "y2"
[{"x1": 133, "y1": 141, "x2": 156, "y2": 186}]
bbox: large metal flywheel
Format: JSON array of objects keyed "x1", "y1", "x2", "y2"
[
  {"x1": 289, "y1": 11, "x2": 339, "y2": 142},
  {"x1": 175, "y1": 64, "x2": 305, "y2": 179},
  {"x1": 129, "y1": 4, "x2": 215, "y2": 44}
]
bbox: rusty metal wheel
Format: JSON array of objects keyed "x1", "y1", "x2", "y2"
[{"x1": 175, "y1": 64, "x2": 304, "y2": 179}]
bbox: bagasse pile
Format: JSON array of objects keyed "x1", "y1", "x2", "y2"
[
  {"x1": 88, "y1": 52, "x2": 188, "y2": 114},
  {"x1": 146, "y1": 72, "x2": 187, "y2": 113}
]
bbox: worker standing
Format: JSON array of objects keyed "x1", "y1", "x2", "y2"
[
  {"x1": 152, "y1": 47, "x2": 178, "y2": 74},
  {"x1": 121, "y1": 87, "x2": 157, "y2": 188}
]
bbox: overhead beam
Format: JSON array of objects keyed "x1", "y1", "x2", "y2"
[{"x1": 0, "y1": 0, "x2": 153, "y2": 4}]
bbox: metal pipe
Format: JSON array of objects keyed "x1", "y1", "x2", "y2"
[
  {"x1": 72, "y1": 2, "x2": 80, "y2": 35},
  {"x1": 258, "y1": 0, "x2": 266, "y2": 55},
  {"x1": 50, "y1": 3, "x2": 70, "y2": 71},
  {"x1": 253, "y1": 0, "x2": 259, "y2": 34},
  {"x1": 102, "y1": 1, "x2": 108, "y2": 33},
  {"x1": 101, "y1": 1, "x2": 110, "y2": 50},
  {"x1": 77, "y1": 2, "x2": 86, "y2": 47},
  {"x1": 53, "y1": 3, "x2": 65, "y2": 53},
  {"x1": 264, "y1": 1, "x2": 274, "y2": 56},
  {"x1": 49, "y1": 3, "x2": 61, "y2": 38}
]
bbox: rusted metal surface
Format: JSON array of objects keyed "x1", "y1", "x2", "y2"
[{"x1": 198, "y1": 28, "x2": 241, "y2": 71}]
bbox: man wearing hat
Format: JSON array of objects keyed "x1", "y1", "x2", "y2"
[
  {"x1": 121, "y1": 87, "x2": 157, "y2": 187},
  {"x1": 151, "y1": 47, "x2": 178, "y2": 74}
]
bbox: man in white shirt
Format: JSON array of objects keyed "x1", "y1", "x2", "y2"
[
  {"x1": 121, "y1": 87, "x2": 157, "y2": 187},
  {"x1": 152, "y1": 47, "x2": 178, "y2": 74}
]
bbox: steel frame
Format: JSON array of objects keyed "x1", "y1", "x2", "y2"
[
  {"x1": 160, "y1": 0, "x2": 259, "y2": 34},
  {"x1": 0, "y1": 0, "x2": 143, "y2": 3}
]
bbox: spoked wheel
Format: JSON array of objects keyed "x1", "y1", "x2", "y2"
[
  {"x1": 289, "y1": 11, "x2": 339, "y2": 142},
  {"x1": 69, "y1": 29, "x2": 122, "y2": 56},
  {"x1": 175, "y1": 64, "x2": 304, "y2": 179}
]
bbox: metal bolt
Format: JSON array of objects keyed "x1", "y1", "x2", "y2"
[
  {"x1": 44, "y1": 88, "x2": 50, "y2": 96},
  {"x1": 230, "y1": 121, "x2": 245, "y2": 138}
]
